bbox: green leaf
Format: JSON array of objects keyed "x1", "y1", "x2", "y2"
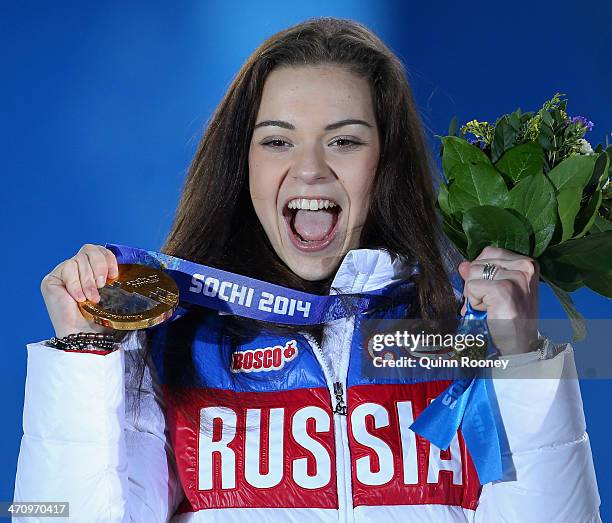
[
  {"x1": 495, "y1": 142, "x2": 545, "y2": 183},
  {"x1": 437, "y1": 181, "x2": 452, "y2": 217},
  {"x1": 540, "y1": 274, "x2": 587, "y2": 342},
  {"x1": 448, "y1": 116, "x2": 458, "y2": 137},
  {"x1": 462, "y1": 206, "x2": 532, "y2": 260},
  {"x1": 551, "y1": 108, "x2": 564, "y2": 125},
  {"x1": 542, "y1": 231, "x2": 612, "y2": 273},
  {"x1": 537, "y1": 133, "x2": 553, "y2": 150},
  {"x1": 538, "y1": 256, "x2": 585, "y2": 292},
  {"x1": 584, "y1": 272, "x2": 612, "y2": 298},
  {"x1": 591, "y1": 213, "x2": 612, "y2": 233},
  {"x1": 491, "y1": 116, "x2": 517, "y2": 163},
  {"x1": 547, "y1": 155, "x2": 597, "y2": 191},
  {"x1": 504, "y1": 173, "x2": 557, "y2": 257},
  {"x1": 541, "y1": 110, "x2": 554, "y2": 126},
  {"x1": 508, "y1": 110, "x2": 521, "y2": 131},
  {"x1": 440, "y1": 136, "x2": 493, "y2": 181},
  {"x1": 538, "y1": 124, "x2": 555, "y2": 140},
  {"x1": 573, "y1": 191, "x2": 603, "y2": 239},
  {"x1": 442, "y1": 215, "x2": 468, "y2": 259},
  {"x1": 556, "y1": 188, "x2": 581, "y2": 242},
  {"x1": 448, "y1": 163, "x2": 508, "y2": 213},
  {"x1": 584, "y1": 150, "x2": 610, "y2": 196}
]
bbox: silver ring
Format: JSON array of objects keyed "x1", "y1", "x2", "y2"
[{"x1": 482, "y1": 262, "x2": 499, "y2": 280}]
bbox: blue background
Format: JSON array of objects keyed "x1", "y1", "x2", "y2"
[{"x1": 2, "y1": 0, "x2": 610, "y2": 518}]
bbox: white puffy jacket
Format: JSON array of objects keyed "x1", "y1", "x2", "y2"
[{"x1": 13, "y1": 248, "x2": 602, "y2": 522}]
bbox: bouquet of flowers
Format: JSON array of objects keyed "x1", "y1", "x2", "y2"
[{"x1": 435, "y1": 93, "x2": 611, "y2": 341}]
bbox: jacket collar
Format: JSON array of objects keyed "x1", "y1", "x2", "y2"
[{"x1": 329, "y1": 248, "x2": 419, "y2": 295}]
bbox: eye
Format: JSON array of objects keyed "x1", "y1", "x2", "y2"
[
  {"x1": 329, "y1": 137, "x2": 364, "y2": 150},
  {"x1": 261, "y1": 139, "x2": 292, "y2": 149}
]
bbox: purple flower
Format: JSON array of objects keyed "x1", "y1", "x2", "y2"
[{"x1": 569, "y1": 116, "x2": 594, "y2": 132}]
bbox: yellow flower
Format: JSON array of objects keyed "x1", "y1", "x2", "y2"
[{"x1": 460, "y1": 119, "x2": 494, "y2": 144}]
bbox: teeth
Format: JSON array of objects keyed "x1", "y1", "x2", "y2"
[{"x1": 287, "y1": 198, "x2": 338, "y2": 211}]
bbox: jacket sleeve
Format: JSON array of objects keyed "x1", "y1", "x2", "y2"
[
  {"x1": 469, "y1": 342, "x2": 602, "y2": 523},
  {"x1": 12, "y1": 330, "x2": 184, "y2": 522}
]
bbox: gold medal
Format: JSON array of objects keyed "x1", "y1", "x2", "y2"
[{"x1": 78, "y1": 264, "x2": 179, "y2": 330}]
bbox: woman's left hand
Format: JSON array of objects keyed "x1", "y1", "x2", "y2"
[{"x1": 457, "y1": 246, "x2": 539, "y2": 356}]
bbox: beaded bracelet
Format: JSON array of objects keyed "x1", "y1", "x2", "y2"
[{"x1": 47, "y1": 331, "x2": 119, "y2": 353}]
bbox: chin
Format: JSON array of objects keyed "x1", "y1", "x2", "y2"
[{"x1": 284, "y1": 253, "x2": 340, "y2": 282}]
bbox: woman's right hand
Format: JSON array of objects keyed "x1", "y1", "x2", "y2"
[{"x1": 41, "y1": 243, "x2": 120, "y2": 339}]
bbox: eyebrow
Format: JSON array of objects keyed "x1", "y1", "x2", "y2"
[{"x1": 253, "y1": 118, "x2": 373, "y2": 131}]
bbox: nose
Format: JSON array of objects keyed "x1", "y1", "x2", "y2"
[{"x1": 290, "y1": 142, "x2": 334, "y2": 184}]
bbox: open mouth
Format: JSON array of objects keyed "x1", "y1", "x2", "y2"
[{"x1": 282, "y1": 197, "x2": 342, "y2": 252}]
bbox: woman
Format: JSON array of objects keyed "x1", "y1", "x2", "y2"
[{"x1": 14, "y1": 16, "x2": 601, "y2": 522}]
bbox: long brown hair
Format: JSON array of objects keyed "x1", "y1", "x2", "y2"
[{"x1": 130, "y1": 16, "x2": 463, "y2": 426}]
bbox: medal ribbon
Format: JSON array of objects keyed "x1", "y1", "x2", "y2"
[
  {"x1": 108, "y1": 243, "x2": 505, "y2": 482},
  {"x1": 409, "y1": 298, "x2": 505, "y2": 484},
  {"x1": 105, "y1": 243, "x2": 419, "y2": 325}
]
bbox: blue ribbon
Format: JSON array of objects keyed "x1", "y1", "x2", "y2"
[
  {"x1": 409, "y1": 299, "x2": 504, "y2": 484},
  {"x1": 108, "y1": 243, "x2": 505, "y2": 480},
  {"x1": 105, "y1": 243, "x2": 418, "y2": 326}
]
